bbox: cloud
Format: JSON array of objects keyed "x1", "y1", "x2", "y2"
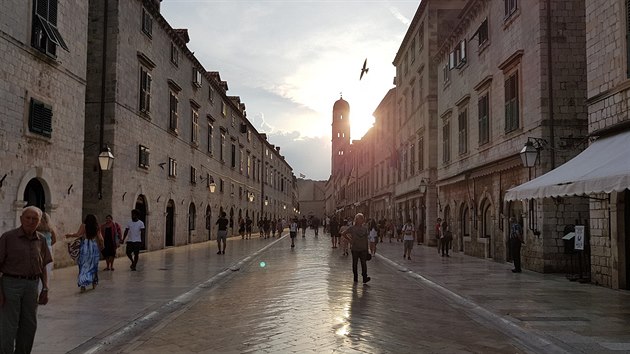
[{"x1": 264, "y1": 131, "x2": 332, "y2": 181}]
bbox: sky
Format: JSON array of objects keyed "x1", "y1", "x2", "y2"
[{"x1": 161, "y1": 0, "x2": 419, "y2": 180}]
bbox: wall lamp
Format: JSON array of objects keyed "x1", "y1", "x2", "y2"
[
  {"x1": 199, "y1": 173, "x2": 216, "y2": 193},
  {"x1": 520, "y1": 137, "x2": 548, "y2": 168},
  {"x1": 248, "y1": 192, "x2": 255, "y2": 202},
  {"x1": 264, "y1": 196, "x2": 269, "y2": 206},
  {"x1": 418, "y1": 178, "x2": 430, "y2": 194}
]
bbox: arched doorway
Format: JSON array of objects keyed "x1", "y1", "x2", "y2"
[
  {"x1": 135, "y1": 195, "x2": 148, "y2": 250},
  {"x1": 165, "y1": 200, "x2": 175, "y2": 247},
  {"x1": 188, "y1": 203, "x2": 196, "y2": 244},
  {"x1": 460, "y1": 204, "x2": 470, "y2": 252},
  {"x1": 481, "y1": 200, "x2": 493, "y2": 258},
  {"x1": 229, "y1": 207, "x2": 234, "y2": 232},
  {"x1": 205, "y1": 205, "x2": 212, "y2": 240},
  {"x1": 24, "y1": 179, "x2": 46, "y2": 212}
]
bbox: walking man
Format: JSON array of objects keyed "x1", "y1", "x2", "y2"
[
  {"x1": 342, "y1": 213, "x2": 370, "y2": 284},
  {"x1": 300, "y1": 216, "x2": 308, "y2": 238},
  {"x1": 245, "y1": 216, "x2": 253, "y2": 239},
  {"x1": 216, "y1": 211, "x2": 229, "y2": 254},
  {"x1": 123, "y1": 209, "x2": 145, "y2": 271},
  {"x1": 289, "y1": 218, "x2": 298, "y2": 248},
  {"x1": 435, "y1": 217, "x2": 442, "y2": 254},
  {"x1": 402, "y1": 218, "x2": 415, "y2": 260},
  {"x1": 0, "y1": 206, "x2": 52, "y2": 354},
  {"x1": 509, "y1": 217, "x2": 523, "y2": 273}
]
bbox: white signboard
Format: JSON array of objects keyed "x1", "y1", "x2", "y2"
[{"x1": 574, "y1": 225, "x2": 585, "y2": 251}]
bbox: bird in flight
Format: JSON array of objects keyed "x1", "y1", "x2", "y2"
[{"x1": 359, "y1": 58, "x2": 369, "y2": 80}]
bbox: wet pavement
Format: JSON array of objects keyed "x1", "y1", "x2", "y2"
[{"x1": 34, "y1": 230, "x2": 630, "y2": 353}]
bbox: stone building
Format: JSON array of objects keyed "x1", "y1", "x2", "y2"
[
  {"x1": 437, "y1": 0, "x2": 588, "y2": 271},
  {"x1": 370, "y1": 88, "x2": 397, "y2": 225},
  {"x1": 392, "y1": 0, "x2": 466, "y2": 244},
  {"x1": 506, "y1": 0, "x2": 630, "y2": 288},
  {"x1": 84, "y1": 0, "x2": 294, "y2": 251},
  {"x1": 296, "y1": 179, "x2": 326, "y2": 220},
  {"x1": 0, "y1": 0, "x2": 88, "y2": 264}
]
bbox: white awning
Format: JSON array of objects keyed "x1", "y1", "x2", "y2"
[{"x1": 505, "y1": 130, "x2": 630, "y2": 201}]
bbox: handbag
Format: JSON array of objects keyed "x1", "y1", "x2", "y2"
[
  {"x1": 67, "y1": 237, "x2": 82, "y2": 261},
  {"x1": 366, "y1": 253, "x2": 372, "y2": 261}
]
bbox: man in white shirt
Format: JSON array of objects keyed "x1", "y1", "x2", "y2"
[
  {"x1": 402, "y1": 219, "x2": 415, "y2": 260},
  {"x1": 122, "y1": 209, "x2": 145, "y2": 271}
]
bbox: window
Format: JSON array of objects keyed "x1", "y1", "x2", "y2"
[
  {"x1": 477, "y1": 19, "x2": 489, "y2": 46},
  {"x1": 239, "y1": 147, "x2": 244, "y2": 173},
  {"x1": 31, "y1": 0, "x2": 69, "y2": 57},
  {"x1": 504, "y1": 72, "x2": 519, "y2": 133},
  {"x1": 231, "y1": 143, "x2": 236, "y2": 168},
  {"x1": 478, "y1": 94, "x2": 490, "y2": 145},
  {"x1": 247, "y1": 129, "x2": 251, "y2": 142},
  {"x1": 231, "y1": 114, "x2": 236, "y2": 127},
  {"x1": 191, "y1": 108, "x2": 199, "y2": 145},
  {"x1": 458, "y1": 109, "x2": 468, "y2": 155},
  {"x1": 409, "y1": 38, "x2": 416, "y2": 63},
  {"x1": 188, "y1": 203, "x2": 196, "y2": 231},
  {"x1": 190, "y1": 166, "x2": 197, "y2": 185},
  {"x1": 449, "y1": 40, "x2": 467, "y2": 69},
  {"x1": 170, "y1": 42, "x2": 179, "y2": 66},
  {"x1": 418, "y1": 136, "x2": 424, "y2": 171},
  {"x1": 142, "y1": 8, "x2": 152, "y2": 37},
  {"x1": 192, "y1": 68, "x2": 202, "y2": 87},
  {"x1": 208, "y1": 87, "x2": 214, "y2": 104},
  {"x1": 221, "y1": 101, "x2": 227, "y2": 117},
  {"x1": 138, "y1": 145, "x2": 150, "y2": 169},
  {"x1": 411, "y1": 87, "x2": 416, "y2": 111},
  {"x1": 207, "y1": 122, "x2": 213, "y2": 154},
  {"x1": 461, "y1": 205, "x2": 470, "y2": 237},
  {"x1": 28, "y1": 98, "x2": 52, "y2": 137},
  {"x1": 168, "y1": 157, "x2": 177, "y2": 178},
  {"x1": 482, "y1": 201, "x2": 492, "y2": 238},
  {"x1": 139, "y1": 67, "x2": 152, "y2": 113},
  {"x1": 442, "y1": 121, "x2": 451, "y2": 163},
  {"x1": 220, "y1": 132, "x2": 225, "y2": 162},
  {"x1": 443, "y1": 64, "x2": 451, "y2": 85},
  {"x1": 504, "y1": 0, "x2": 518, "y2": 18},
  {"x1": 409, "y1": 144, "x2": 415, "y2": 174},
  {"x1": 168, "y1": 91, "x2": 178, "y2": 132},
  {"x1": 247, "y1": 152, "x2": 251, "y2": 177},
  {"x1": 219, "y1": 179, "x2": 224, "y2": 193}
]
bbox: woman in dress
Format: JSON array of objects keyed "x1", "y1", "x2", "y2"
[
  {"x1": 66, "y1": 214, "x2": 104, "y2": 292},
  {"x1": 100, "y1": 215, "x2": 122, "y2": 271},
  {"x1": 37, "y1": 212, "x2": 57, "y2": 284}
]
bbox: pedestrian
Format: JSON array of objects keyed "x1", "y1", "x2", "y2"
[
  {"x1": 339, "y1": 221, "x2": 350, "y2": 256},
  {"x1": 313, "y1": 217, "x2": 320, "y2": 236},
  {"x1": 300, "y1": 216, "x2": 308, "y2": 237},
  {"x1": 271, "y1": 219, "x2": 277, "y2": 238},
  {"x1": 402, "y1": 219, "x2": 416, "y2": 260},
  {"x1": 239, "y1": 217, "x2": 245, "y2": 239},
  {"x1": 245, "y1": 216, "x2": 253, "y2": 239},
  {"x1": 440, "y1": 219, "x2": 452, "y2": 257},
  {"x1": 100, "y1": 214, "x2": 122, "y2": 271},
  {"x1": 329, "y1": 216, "x2": 339, "y2": 248},
  {"x1": 386, "y1": 219, "x2": 394, "y2": 243},
  {"x1": 289, "y1": 218, "x2": 298, "y2": 248},
  {"x1": 0, "y1": 206, "x2": 52, "y2": 354},
  {"x1": 509, "y1": 217, "x2": 523, "y2": 273},
  {"x1": 66, "y1": 214, "x2": 104, "y2": 292},
  {"x1": 257, "y1": 218, "x2": 263, "y2": 237},
  {"x1": 378, "y1": 219, "x2": 386, "y2": 243},
  {"x1": 36, "y1": 212, "x2": 57, "y2": 284},
  {"x1": 367, "y1": 219, "x2": 378, "y2": 256},
  {"x1": 122, "y1": 209, "x2": 145, "y2": 271},
  {"x1": 435, "y1": 218, "x2": 442, "y2": 254},
  {"x1": 216, "y1": 211, "x2": 229, "y2": 254},
  {"x1": 263, "y1": 217, "x2": 271, "y2": 239},
  {"x1": 342, "y1": 213, "x2": 370, "y2": 284},
  {"x1": 278, "y1": 218, "x2": 283, "y2": 236}
]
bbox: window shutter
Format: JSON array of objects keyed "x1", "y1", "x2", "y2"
[
  {"x1": 146, "y1": 73, "x2": 152, "y2": 112},
  {"x1": 460, "y1": 40, "x2": 466, "y2": 62},
  {"x1": 29, "y1": 99, "x2": 53, "y2": 137}
]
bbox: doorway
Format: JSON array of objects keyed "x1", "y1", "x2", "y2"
[
  {"x1": 24, "y1": 178, "x2": 46, "y2": 212},
  {"x1": 166, "y1": 200, "x2": 175, "y2": 247},
  {"x1": 135, "y1": 195, "x2": 148, "y2": 250},
  {"x1": 188, "y1": 203, "x2": 196, "y2": 244},
  {"x1": 205, "y1": 206, "x2": 212, "y2": 240}
]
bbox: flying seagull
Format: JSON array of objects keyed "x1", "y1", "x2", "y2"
[{"x1": 359, "y1": 58, "x2": 369, "y2": 80}]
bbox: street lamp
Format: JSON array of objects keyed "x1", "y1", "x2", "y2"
[
  {"x1": 248, "y1": 192, "x2": 254, "y2": 202},
  {"x1": 264, "y1": 196, "x2": 269, "y2": 206},
  {"x1": 98, "y1": 145, "x2": 114, "y2": 171},
  {"x1": 520, "y1": 137, "x2": 547, "y2": 168},
  {"x1": 418, "y1": 178, "x2": 429, "y2": 194}
]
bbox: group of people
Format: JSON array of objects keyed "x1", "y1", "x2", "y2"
[{"x1": 0, "y1": 206, "x2": 146, "y2": 353}]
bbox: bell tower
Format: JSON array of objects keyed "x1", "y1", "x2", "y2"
[{"x1": 331, "y1": 95, "x2": 350, "y2": 176}]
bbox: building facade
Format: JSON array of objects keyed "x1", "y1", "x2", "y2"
[
  {"x1": 436, "y1": 0, "x2": 588, "y2": 270},
  {"x1": 0, "y1": 0, "x2": 88, "y2": 264},
  {"x1": 392, "y1": 0, "x2": 466, "y2": 244},
  {"x1": 296, "y1": 179, "x2": 326, "y2": 220},
  {"x1": 84, "y1": 0, "x2": 294, "y2": 252}
]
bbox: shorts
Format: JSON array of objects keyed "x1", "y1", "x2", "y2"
[
  {"x1": 217, "y1": 230, "x2": 228, "y2": 240},
  {"x1": 404, "y1": 240, "x2": 414, "y2": 249},
  {"x1": 290, "y1": 231, "x2": 297, "y2": 238},
  {"x1": 126, "y1": 241, "x2": 141, "y2": 255}
]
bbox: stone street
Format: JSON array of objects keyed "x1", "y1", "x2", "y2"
[{"x1": 35, "y1": 229, "x2": 630, "y2": 353}]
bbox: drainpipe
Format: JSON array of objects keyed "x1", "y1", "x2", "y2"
[
  {"x1": 546, "y1": 0, "x2": 556, "y2": 169},
  {"x1": 97, "y1": 0, "x2": 109, "y2": 199}
]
